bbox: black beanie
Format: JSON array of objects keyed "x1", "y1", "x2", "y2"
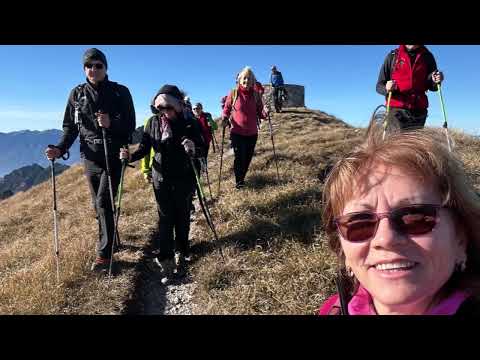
[
  {"x1": 158, "y1": 84, "x2": 183, "y2": 100},
  {"x1": 83, "y1": 48, "x2": 108, "y2": 69},
  {"x1": 150, "y1": 84, "x2": 183, "y2": 114}
]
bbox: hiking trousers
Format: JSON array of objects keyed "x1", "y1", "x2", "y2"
[
  {"x1": 152, "y1": 172, "x2": 195, "y2": 261},
  {"x1": 230, "y1": 133, "x2": 258, "y2": 186},
  {"x1": 273, "y1": 86, "x2": 286, "y2": 111},
  {"x1": 83, "y1": 157, "x2": 122, "y2": 259},
  {"x1": 388, "y1": 107, "x2": 428, "y2": 130}
]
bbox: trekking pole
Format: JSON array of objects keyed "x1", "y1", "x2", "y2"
[
  {"x1": 210, "y1": 129, "x2": 217, "y2": 153},
  {"x1": 189, "y1": 157, "x2": 225, "y2": 262},
  {"x1": 217, "y1": 125, "x2": 226, "y2": 199},
  {"x1": 202, "y1": 158, "x2": 213, "y2": 202},
  {"x1": 382, "y1": 91, "x2": 393, "y2": 140},
  {"x1": 47, "y1": 145, "x2": 69, "y2": 284},
  {"x1": 267, "y1": 112, "x2": 280, "y2": 182},
  {"x1": 109, "y1": 147, "x2": 133, "y2": 276},
  {"x1": 98, "y1": 114, "x2": 121, "y2": 277},
  {"x1": 334, "y1": 273, "x2": 350, "y2": 316},
  {"x1": 437, "y1": 83, "x2": 452, "y2": 152}
]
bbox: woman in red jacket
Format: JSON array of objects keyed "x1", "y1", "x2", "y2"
[{"x1": 222, "y1": 67, "x2": 268, "y2": 189}]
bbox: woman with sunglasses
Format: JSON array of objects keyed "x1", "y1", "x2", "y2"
[
  {"x1": 319, "y1": 128, "x2": 480, "y2": 315},
  {"x1": 120, "y1": 85, "x2": 206, "y2": 285}
]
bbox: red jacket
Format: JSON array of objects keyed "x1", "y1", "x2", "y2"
[
  {"x1": 390, "y1": 45, "x2": 432, "y2": 110},
  {"x1": 196, "y1": 112, "x2": 212, "y2": 145},
  {"x1": 222, "y1": 86, "x2": 267, "y2": 136}
]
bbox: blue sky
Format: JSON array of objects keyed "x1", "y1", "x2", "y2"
[{"x1": 1, "y1": 45, "x2": 479, "y2": 134}]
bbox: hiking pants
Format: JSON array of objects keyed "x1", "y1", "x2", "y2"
[
  {"x1": 388, "y1": 107, "x2": 428, "y2": 130},
  {"x1": 273, "y1": 86, "x2": 286, "y2": 111},
  {"x1": 230, "y1": 133, "x2": 258, "y2": 186},
  {"x1": 152, "y1": 172, "x2": 195, "y2": 261},
  {"x1": 83, "y1": 157, "x2": 122, "y2": 259}
]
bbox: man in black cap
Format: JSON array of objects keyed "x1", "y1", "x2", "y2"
[
  {"x1": 120, "y1": 84, "x2": 206, "y2": 285},
  {"x1": 45, "y1": 48, "x2": 136, "y2": 273}
]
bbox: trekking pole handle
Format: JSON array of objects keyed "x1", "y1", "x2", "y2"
[
  {"x1": 47, "y1": 144, "x2": 70, "y2": 161},
  {"x1": 120, "y1": 147, "x2": 134, "y2": 168},
  {"x1": 386, "y1": 92, "x2": 392, "y2": 116}
]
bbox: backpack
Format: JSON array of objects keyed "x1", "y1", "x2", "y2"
[{"x1": 73, "y1": 81, "x2": 122, "y2": 128}]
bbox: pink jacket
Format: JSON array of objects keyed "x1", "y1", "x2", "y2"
[
  {"x1": 318, "y1": 285, "x2": 469, "y2": 315},
  {"x1": 222, "y1": 87, "x2": 267, "y2": 137}
]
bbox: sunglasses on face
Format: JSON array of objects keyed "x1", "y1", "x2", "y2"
[
  {"x1": 85, "y1": 63, "x2": 104, "y2": 70},
  {"x1": 157, "y1": 105, "x2": 175, "y2": 112},
  {"x1": 334, "y1": 204, "x2": 441, "y2": 243}
]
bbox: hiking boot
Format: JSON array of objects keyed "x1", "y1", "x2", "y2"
[
  {"x1": 90, "y1": 257, "x2": 111, "y2": 273},
  {"x1": 235, "y1": 181, "x2": 245, "y2": 190},
  {"x1": 174, "y1": 253, "x2": 187, "y2": 277},
  {"x1": 154, "y1": 258, "x2": 175, "y2": 285}
]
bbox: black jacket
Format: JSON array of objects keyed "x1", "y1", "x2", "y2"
[
  {"x1": 130, "y1": 113, "x2": 206, "y2": 182},
  {"x1": 56, "y1": 76, "x2": 136, "y2": 162},
  {"x1": 376, "y1": 47, "x2": 439, "y2": 97}
]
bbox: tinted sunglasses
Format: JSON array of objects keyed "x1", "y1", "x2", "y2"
[
  {"x1": 334, "y1": 204, "x2": 441, "y2": 243},
  {"x1": 85, "y1": 63, "x2": 104, "y2": 70},
  {"x1": 157, "y1": 105, "x2": 175, "y2": 112}
]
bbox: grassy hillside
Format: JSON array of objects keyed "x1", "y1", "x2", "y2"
[{"x1": 1, "y1": 108, "x2": 479, "y2": 314}]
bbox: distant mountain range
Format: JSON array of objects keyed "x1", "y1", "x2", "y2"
[
  {"x1": 0, "y1": 163, "x2": 70, "y2": 200},
  {"x1": 0, "y1": 130, "x2": 80, "y2": 177},
  {"x1": 0, "y1": 126, "x2": 146, "y2": 178}
]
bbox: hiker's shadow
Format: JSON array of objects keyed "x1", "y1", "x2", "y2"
[
  {"x1": 190, "y1": 187, "x2": 324, "y2": 257},
  {"x1": 121, "y1": 235, "x2": 169, "y2": 314},
  {"x1": 247, "y1": 173, "x2": 287, "y2": 190}
]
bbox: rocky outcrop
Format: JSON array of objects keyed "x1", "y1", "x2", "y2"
[{"x1": 262, "y1": 84, "x2": 305, "y2": 109}]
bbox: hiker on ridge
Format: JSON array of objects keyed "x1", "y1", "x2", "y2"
[
  {"x1": 193, "y1": 102, "x2": 218, "y2": 159},
  {"x1": 44, "y1": 48, "x2": 136, "y2": 273},
  {"x1": 120, "y1": 85, "x2": 206, "y2": 285},
  {"x1": 376, "y1": 45, "x2": 444, "y2": 130},
  {"x1": 270, "y1": 66, "x2": 286, "y2": 113},
  {"x1": 222, "y1": 66, "x2": 268, "y2": 190}
]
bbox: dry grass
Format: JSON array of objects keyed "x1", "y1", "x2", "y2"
[
  {"x1": 1, "y1": 108, "x2": 479, "y2": 314},
  {"x1": 188, "y1": 109, "x2": 364, "y2": 314},
  {"x1": 0, "y1": 160, "x2": 158, "y2": 314}
]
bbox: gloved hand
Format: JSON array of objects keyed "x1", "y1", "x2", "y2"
[
  {"x1": 45, "y1": 146, "x2": 61, "y2": 161},
  {"x1": 182, "y1": 139, "x2": 195, "y2": 156},
  {"x1": 432, "y1": 70, "x2": 444, "y2": 84}
]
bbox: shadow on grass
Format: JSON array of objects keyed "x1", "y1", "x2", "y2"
[
  {"x1": 121, "y1": 232, "x2": 168, "y2": 315},
  {"x1": 189, "y1": 187, "x2": 324, "y2": 260},
  {"x1": 245, "y1": 173, "x2": 288, "y2": 190}
]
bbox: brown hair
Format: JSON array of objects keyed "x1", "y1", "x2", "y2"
[{"x1": 322, "y1": 127, "x2": 480, "y2": 295}]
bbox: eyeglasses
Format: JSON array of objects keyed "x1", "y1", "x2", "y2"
[
  {"x1": 157, "y1": 105, "x2": 175, "y2": 112},
  {"x1": 334, "y1": 204, "x2": 441, "y2": 243},
  {"x1": 85, "y1": 63, "x2": 104, "y2": 70}
]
